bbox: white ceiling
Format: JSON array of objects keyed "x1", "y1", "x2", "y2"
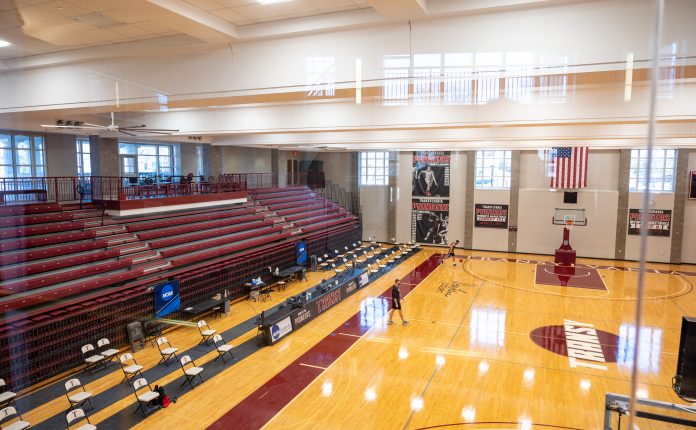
[{"x1": 0, "y1": 0, "x2": 583, "y2": 61}]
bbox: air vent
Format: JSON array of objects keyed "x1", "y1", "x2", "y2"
[{"x1": 72, "y1": 13, "x2": 123, "y2": 29}]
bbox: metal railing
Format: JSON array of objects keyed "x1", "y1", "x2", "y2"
[{"x1": 0, "y1": 173, "x2": 284, "y2": 205}]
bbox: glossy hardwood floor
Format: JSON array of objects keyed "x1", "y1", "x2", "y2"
[{"x1": 19, "y1": 247, "x2": 696, "y2": 429}]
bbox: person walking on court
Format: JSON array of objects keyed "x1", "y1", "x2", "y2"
[
  {"x1": 388, "y1": 279, "x2": 409, "y2": 325},
  {"x1": 443, "y1": 239, "x2": 459, "y2": 264}
]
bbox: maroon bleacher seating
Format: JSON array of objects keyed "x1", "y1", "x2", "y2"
[{"x1": 0, "y1": 220, "x2": 85, "y2": 240}]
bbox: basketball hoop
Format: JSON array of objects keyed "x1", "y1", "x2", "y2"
[{"x1": 563, "y1": 216, "x2": 575, "y2": 231}]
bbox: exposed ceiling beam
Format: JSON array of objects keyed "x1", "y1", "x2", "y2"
[
  {"x1": 367, "y1": 0, "x2": 428, "y2": 21},
  {"x1": 146, "y1": 0, "x2": 238, "y2": 42}
]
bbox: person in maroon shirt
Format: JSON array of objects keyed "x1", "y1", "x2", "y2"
[{"x1": 388, "y1": 279, "x2": 409, "y2": 325}]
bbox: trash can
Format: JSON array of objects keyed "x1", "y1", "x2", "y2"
[{"x1": 310, "y1": 255, "x2": 318, "y2": 271}]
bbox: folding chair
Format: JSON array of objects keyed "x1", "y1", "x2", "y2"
[
  {"x1": 156, "y1": 337, "x2": 179, "y2": 366},
  {"x1": 197, "y1": 321, "x2": 216, "y2": 346},
  {"x1": 331, "y1": 263, "x2": 344, "y2": 275},
  {"x1": 65, "y1": 378, "x2": 94, "y2": 411},
  {"x1": 318, "y1": 256, "x2": 329, "y2": 271},
  {"x1": 132, "y1": 378, "x2": 160, "y2": 417},
  {"x1": 378, "y1": 256, "x2": 389, "y2": 270},
  {"x1": 119, "y1": 353, "x2": 144, "y2": 384},
  {"x1": 66, "y1": 408, "x2": 96, "y2": 430},
  {"x1": 0, "y1": 407, "x2": 29, "y2": 430},
  {"x1": 81, "y1": 344, "x2": 105, "y2": 374},
  {"x1": 97, "y1": 338, "x2": 118, "y2": 366},
  {"x1": 212, "y1": 335, "x2": 235, "y2": 363},
  {"x1": 367, "y1": 263, "x2": 379, "y2": 276},
  {"x1": 355, "y1": 250, "x2": 367, "y2": 265},
  {"x1": 179, "y1": 355, "x2": 204, "y2": 389},
  {"x1": 0, "y1": 379, "x2": 16, "y2": 409},
  {"x1": 342, "y1": 257, "x2": 353, "y2": 270}
]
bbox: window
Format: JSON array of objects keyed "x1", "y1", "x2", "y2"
[
  {"x1": 0, "y1": 133, "x2": 45, "y2": 178},
  {"x1": 444, "y1": 53, "x2": 473, "y2": 105},
  {"x1": 504, "y1": 52, "x2": 534, "y2": 104},
  {"x1": 475, "y1": 150, "x2": 511, "y2": 189},
  {"x1": 118, "y1": 142, "x2": 176, "y2": 180},
  {"x1": 629, "y1": 149, "x2": 676, "y2": 192},
  {"x1": 306, "y1": 57, "x2": 335, "y2": 97},
  {"x1": 76, "y1": 138, "x2": 91, "y2": 177},
  {"x1": 475, "y1": 52, "x2": 502, "y2": 105},
  {"x1": 359, "y1": 152, "x2": 389, "y2": 186},
  {"x1": 413, "y1": 54, "x2": 441, "y2": 105},
  {"x1": 196, "y1": 145, "x2": 204, "y2": 177},
  {"x1": 382, "y1": 55, "x2": 410, "y2": 106}
]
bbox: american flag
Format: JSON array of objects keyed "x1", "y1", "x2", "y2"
[{"x1": 549, "y1": 147, "x2": 589, "y2": 189}]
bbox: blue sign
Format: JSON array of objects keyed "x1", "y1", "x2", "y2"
[
  {"x1": 154, "y1": 280, "x2": 180, "y2": 318},
  {"x1": 296, "y1": 240, "x2": 307, "y2": 265}
]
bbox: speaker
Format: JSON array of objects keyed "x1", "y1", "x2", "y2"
[
  {"x1": 675, "y1": 317, "x2": 696, "y2": 398},
  {"x1": 563, "y1": 191, "x2": 578, "y2": 204}
]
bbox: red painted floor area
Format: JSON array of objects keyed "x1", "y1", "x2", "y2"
[
  {"x1": 208, "y1": 254, "x2": 441, "y2": 430},
  {"x1": 534, "y1": 264, "x2": 606, "y2": 290}
]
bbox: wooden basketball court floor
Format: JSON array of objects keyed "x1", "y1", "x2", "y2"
[{"x1": 18, "y1": 247, "x2": 696, "y2": 429}]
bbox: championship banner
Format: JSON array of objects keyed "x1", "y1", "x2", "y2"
[
  {"x1": 474, "y1": 204, "x2": 509, "y2": 228},
  {"x1": 411, "y1": 198, "x2": 449, "y2": 244},
  {"x1": 627, "y1": 209, "x2": 671, "y2": 237},
  {"x1": 412, "y1": 151, "x2": 451, "y2": 197}
]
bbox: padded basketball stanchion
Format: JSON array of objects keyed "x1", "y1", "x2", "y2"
[{"x1": 554, "y1": 221, "x2": 576, "y2": 266}]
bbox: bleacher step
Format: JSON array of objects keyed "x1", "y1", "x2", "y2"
[
  {"x1": 105, "y1": 233, "x2": 139, "y2": 246},
  {"x1": 137, "y1": 260, "x2": 172, "y2": 274},
  {"x1": 92, "y1": 226, "x2": 126, "y2": 237},
  {"x1": 113, "y1": 243, "x2": 151, "y2": 255},
  {"x1": 130, "y1": 250, "x2": 160, "y2": 264}
]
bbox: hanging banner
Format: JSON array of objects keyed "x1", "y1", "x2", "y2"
[
  {"x1": 690, "y1": 171, "x2": 696, "y2": 199},
  {"x1": 411, "y1": 198, "x2": 450, "y2": 244},
  {"x1": 412, "y1": 151, "x2": 451, "y2": 197},
  {"x1": 627, "y1": 209, "x2": 671, "y2": 237},
  {"x1": 474, "y1": 204, "x2": 509, "y2": 228}
]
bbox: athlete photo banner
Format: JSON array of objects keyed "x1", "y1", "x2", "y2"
[
  {"x1": 627, "y1": 209, "x2": 671, "y2": 237},
  {"x1": 412, "y1": 151, "x2": 451, "y2": 197},
  {"x1": 411, "y1": 198, "x2": 450, "y2": 244},
  {"x1": 474, "y1": 204, "x2": 509, "y2": 228}
]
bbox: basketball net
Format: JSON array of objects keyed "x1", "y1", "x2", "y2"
[{"x1": 565, "y1": 219, "x2": 574, "y2": 231}]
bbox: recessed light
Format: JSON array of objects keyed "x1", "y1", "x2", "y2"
[
  {"x1": 0, "y1": 40, "x2": 11, "y2": 48},
  {"x1": 257, "y1": 0, "x2": 291, "y2": 5}
]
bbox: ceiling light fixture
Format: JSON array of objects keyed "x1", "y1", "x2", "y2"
[
  {"x1": 0, "y1": 40, "x2": 11, "y2": 48},
  {"x1": 257, "y1": 0, "x2": 291, "y2": 5}
]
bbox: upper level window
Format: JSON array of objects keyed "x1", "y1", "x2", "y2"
[
  {"x1": 118, "y1": 142, "x2": 176, "y2": 181},
  {"x1": 0, "y1": 133, "x2": 45, "y2": 178},
  {"x1": 76, "y1": 138, "x2": 91, "y2": 177},
  {"x1": 306, "y1": 57, "x2": 335, "y2": 97},
  {"x1": 475, "y1": 150, "x2": 511, "y2": 189},
  {"x1": 629, "y1": 149, "x2": 676, "y2": 192},
  {"x1": 360, "y1": 152, "x2": 389, "y2": 186},
  {"x1": 383, "y1": 55, "x2": 410, "y2": 106}
]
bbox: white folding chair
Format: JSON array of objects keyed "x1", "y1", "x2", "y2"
[
  {"x1": 119, "y1": 353, "x2": 144, "y2": 384},
  {"x1": 81, "y1": 344, "x2": 105, "y2": 374},
  {"x1": 331, "y1": 263, "x2": 344, "y2": 275},
  {"x1": 355, "y1": 250, "x2": 367, "y2": 264},
  {"x1": 212, "y1": 334, "x2": 235, "y2": 363},
  {"x1": 197, "y1": 320, "x2": 216, "y2": 346},
  {"x1": 378, "y1": 256, "x2": 389, "y2": 270},
  {"x1": 367, "y1": 263, "x2": 379, "y2": 276},
  {"x1": 342, "y1": 257, "x2": 353, "y2": 270},
  {"x1": 97, "y1": 338, "x2": 118, "y2": 366},
  {"x1": 0, "y1": 379, "x2": 16, "y2": 409},
  {"x1": 132, "y1": 378, "x2": 159, "y2": 417},
  {"x1": 0, "y1": 406, "x2": 29, "y2": 430},
  {"x1": 65, "y1": 378, "x2": 94, "y2": 411},
  {"x1": 66, "y1": 408, "x2": 96, "y2": 430},
  {"x1": 179, "y1": 355, "x2": 204, "y2": 389},
  {"x1": 156, "y1": 337, "x2": 179, "y2": 366}
]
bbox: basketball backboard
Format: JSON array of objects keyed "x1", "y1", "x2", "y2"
[{"x1": 553, "y1": 208, "x2": 587, "y2": 226}]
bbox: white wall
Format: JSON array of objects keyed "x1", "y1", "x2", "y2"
[
  {"x1": 360, "y1": 185, "x2": 389, "y2": 242},
  {"x1": 682, "y1": 151, "x2": 696, "y2": 264},
  {"x1": 222, "y1": 146, "x2": 272, "y2": 173},
  {"x1": 45, "y1": 133, "x2": 78, "y2": 177},
  {"x1": 516, "y1": 150, "x2": 620, "y2": 259},
  {"x1": 472, "y1": 189, "x2": 510, "y2": 252}
]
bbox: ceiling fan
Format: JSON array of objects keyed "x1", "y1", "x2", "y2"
[{"x1": 41, "y1": 112, "x2": 179, "y2": 137}]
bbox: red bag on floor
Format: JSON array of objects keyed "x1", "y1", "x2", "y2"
[{"x1": 162, "y1": 395, "x2": 171, "y2": 408}]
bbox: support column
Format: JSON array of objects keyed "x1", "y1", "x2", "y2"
[
  {"x1": 89, "y1": 136, "x2": 119, "y2": 177},
  {"x1": 614, "y1": 149, "x2": 631, "y2": 260},
  {"x1": 387, "y1": 151, "x2": 398, "y2": 242},
  {"x1": 210, "y1": 146, "x2": 223, "y2": 177},
  {"x1": 508, "y1": 150, "x2": 520, "y2": 252},
  {"x1": 463, "y1": 151, "x2": 475, "y2": 249},
  {"x1": 670, "y1": 148, "x2": 689, "y2": 263}
]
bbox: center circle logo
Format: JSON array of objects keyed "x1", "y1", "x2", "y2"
[{"x1": 530, "y1": 325, "x2": 620, "y2": 363}]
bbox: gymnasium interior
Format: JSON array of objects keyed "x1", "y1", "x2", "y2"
[{"x1": 1, "y1": 0, "x2": 696, "y2": 429}]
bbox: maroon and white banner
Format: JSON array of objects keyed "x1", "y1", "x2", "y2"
[
  {"x1": 474, "y1": 204, "x2": 508, "y2": 229},
  {"x1": 412, "y1": 151, "x2": 451, "y2": 197},
  {"x1": 627, "y1": 209, "x2": 671, "y2": 237},
  {"x1": 411, "y1": 198, "x2": 449, "y2": 245}
]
